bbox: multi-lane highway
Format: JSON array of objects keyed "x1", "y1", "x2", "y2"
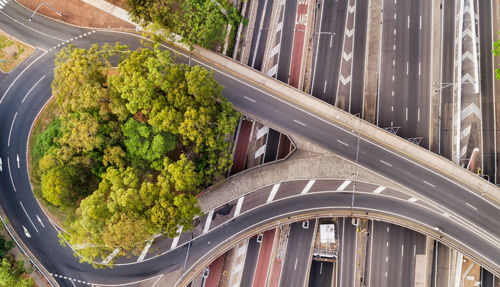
[{"x1": 1, "y1": 0, "x2": 500, "y2": 286}]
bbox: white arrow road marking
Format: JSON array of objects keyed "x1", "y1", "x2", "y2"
[
  {"x1": 36, "y1": 215, "x2": 45, "y2": 228},
  {"x1": 16, "y1": 154, "x2": 20, "y2": 168},
  {"x1": 23, "y1": 226, "x2": 31, "y2": 238}
]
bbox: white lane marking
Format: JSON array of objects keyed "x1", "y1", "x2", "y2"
[
  {"x1": 394, "y1": 29, "x2": 396, "y2": 35},
  {"x1": 137, "y1": 239, "x2": 153, "y2": 262},
  {"x1": 170, "y1": 226, "x2": 183, "y2": 249},
  {"x1": 244, "y1": 96, "x2": 256, "y2": 103},
  {"x1": 423, "y1": 180, "x2": 435, "y2": 188},
  {"x1": 401, "y1": 244, "x2": 404, "y2": 257},
  {"x1": 391, "y1": 106, "x2": 394, "y2": 112},
  {"x1": 294, "y1": 119, "x2": 306, "y2": 126},
  {"x1": 294, "y1": 257, "x2": 298, "y2": 270},
  {"x1": 337, "y1": 140, "x2": 349, "y2": 147},
  {"x1": 301, "y1": 180, "x2": 315, "y2": 194},
  {"x1": 392, "y1": 75, "x2": 395, "y2": 81},
  {"x1": 386, "y1": 256, "x2": 388, "y2": 262},
  {"x1": 102, "y1": 248, "x2": 120, "y2": 264},
  {"x1": 407, "y1": 16, "x2": 410, "y2": 29},
  {"x1": 405, "y1": 108, "x2": 408, "y2": 120},
  {"x1": 380, "y1": 160, "x2": 392, "y2": 167},
  {"x1": 0, "y1": 11, "x2": 64, "y2": 42},
  {"x1": 323, "y1": 80, "x2": 327, "y2": 93},
  {"x1": 36, "y1": 215, "x2": 45, "y2": 228},
  {"x1": 22, "y1": 226, "x2": 31, "y2": 238},
  {"x1": 393, "y1": 44, "x2": 396, "y2": 50},
  {"x1": 442, "y1": 212, "x2": 450, "y2": 218},
  {"x1": 465, "y1": 203, "x2": 478, "y2": 211},
  {"x1": 234, "y1": 197, "x2": 244, "y2": 217},
  {"x1": 394, "y1": 13, "x2": 396, "y2": 20},
  {"x1": 406, "y1": 61, "x2": 409, "y2": 75},
  {"x1": 413, "y1": 244, "x2": 416, "y2": 257},
  {"x1": 386, "y1": 241, "x2": 389, "y2": 247},
  {"x1": 373, "y1": 186, "x2": 386, "y2": 194},
  {"x1": 418, "y1": 108, "x2": 420, "y2": 122},
  {"x1": 0, "y1": 157, "x2": 2, "y2": 172},
  {"x1": 408, "y1": 197, "x2": 418, "y2": 203},
  {"x1": 7, "y1": 112, "x2": 17, "y2": 147},
  {"x1": 22, "y1": 76, "x2": 45, "y2": 103},
  {"x1": 419, "y1": 62, "x2": 421, "y2": 76},
  {"x1": 19, "y1": 201, "x2": 38, "y2": 232},
  {"x1": 7, "y1": 157, "x2": 15, "y2": 192},
  {"x1": 329, "y1": 34, "x2": 333, "y2": 48},
  {"x1": 392, "y1": 60, "x2": 395, "y2": 66},
  {"x1": 385, "y1": 271, "x2": 387, "y2": 277},
  {"x1": 337, "y1": 180, "x2": 351, "y2": 191},
  {"x1": 420, "y1": 16, "x2": 422, "y2": 30},
  {"x1": 203, "y1": 210, "x2": 214, "y2": 234},
  {"x1": 267, "y1": 183, "x2": 281, "y2": 203},
  {"x1": 387, "y1": 226, "x2": 390, "y2": 232},
  {"x1": 16, "y1": 154, "x2": 20, "y2": 168}
]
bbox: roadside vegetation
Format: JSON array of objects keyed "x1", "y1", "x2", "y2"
[
  {"x1": 0, "y1": 225, "x2": 34, "y2": 287},
  {"x1": 30, "y1": 43, "x2": 239, "y2": 265},
  {"x1": 126, "y1": 0, "x2": 244, "y2": 49},
  {"x1": 0, "y1": 31, "x2": 34, "y2": 73},
  {"x1": 494, "y1": 34, "x2": 500, "y2": 80}
]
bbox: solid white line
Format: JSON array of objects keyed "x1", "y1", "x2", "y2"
[
  {"x1": 301, "y1": 180, "x2": 315, "y2": 194},
  {"x1": 7, "y1": 157, "x2": 15, "y2": 192},
  {"x1": 380, "y1": 160, "x2": 392, "y2": 167},
  {"x1": 373, "y1": 186, "x2": 385, "y2": 194},
  {"x1": 19, "y1": 201, "x2": 38, "y2": 232},
  {"x1": 337, "y1": 180, "x2": 351, "y2": 191},
  {"x1": 294, "y1": 119, "x2": 306, "y2": 126},
  {"x1": 267, "y1": 183, "x2": 281, "y2": 203},
  {"x1": 234, "y1": 197, "x2": 244, "y2": 217},
  {"x1": 170, "y1": 226, "x2": 183, "y2": 249},
  {"x1": 339, "y1": 217, "x2": 345, "y2": 287},
  {"x1": 423, "y1": 180, "x2": 436, "y2": 188},
  {"x1": 22, "y1": 76, "x2": 45, "y2": 103},
  {"x1": 337, "y1": 140, "x2": 349, "y2": 147},
  {"x1": 7, "y1": 112, "x2": 17, "y2": 147},
  {"x1": 0, "y1": 51, "x2": 47, "y2": 105},
  {"x1": 203, "y1": 210, "x2": 214, "y2": 233},
  {"x1": 243, "y1": 96, "x2": 256, "y2": 103},
  {"x1": 465, "y1": 203, "x2": 478, "y2": 211},
  {"x1": 0, "y1": 11, "x2": 64, "y2": 42}
]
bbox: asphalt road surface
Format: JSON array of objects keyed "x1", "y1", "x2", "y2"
[
  {"x1": 248, "y1": 0, "x2": 273, "y2": 71},
  {"x1": 1, "y1": 1, "x2": 500, "y2": 286},
  {"x1": 279, "y1": 220, "x2": 316, "y2": 287},
  {"x1": 240, "y1": 236, "x2": 260, "y2": 287},
  {"x1": 276, "y1": 0, "x2": 297, "y2": 83},
  {"x1": 338, "y1": 217, "x2": 357, "y2": 287},
  {"x1": 308, "y1": 261, "x2": 334, "y2": 287}
]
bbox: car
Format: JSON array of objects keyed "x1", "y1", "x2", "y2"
[
  {"x1": 202, "y1": 267, "x2": 210, "y2": 279},
  {"x1": 256, "y1": 234, "x2": 263, "y2": 243}
]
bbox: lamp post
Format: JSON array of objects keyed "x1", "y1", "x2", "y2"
[
  {"x1": 351, "y1": 113, "x2": 361, "y2": 215},
  {"x1": 29, "y1": 2, "x2": 63, "y2": 22}
]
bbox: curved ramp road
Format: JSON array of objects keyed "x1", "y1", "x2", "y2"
[{"x1": 0, "y1": 1, "x2": 500, "y2": 286}]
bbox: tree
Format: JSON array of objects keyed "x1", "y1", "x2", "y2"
[
  {"x1": 0, "y1": 259, "x2": 34, "y2": 287},
  {"x1": 494, "y1": 35, "x2": 500, "y2": 80}
]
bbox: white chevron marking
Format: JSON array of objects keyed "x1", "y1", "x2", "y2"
[
  {"x1": 461, "y1": 103, "x2": 481, "y2": 120},
  {"x1": 345, "y1": 28, "x2": 354, "y2": 38},
  {"x1": 348, "y1": 4, "x2": 355, "y2": 13},
  {"x1": 343, "y1": 51, "x2": 352, "y2": 62},
  {"x1": 339, "y1": 75, "x2": 351, "y2": 85}
]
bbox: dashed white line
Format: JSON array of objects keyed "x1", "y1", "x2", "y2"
[
  {"x1": 337, "y1": 140, "x2": 349, "y2": 147},
  {"x1": 423, "y1": 180, "x2": 436, "y2": 188},
  {"x1": 372, "y1": 186, "x2": 385, "y2": 194},
  {"x1": 413, "y1": 244, "x2": 416, "y2": 257},
  {"x1": 418, "y1": 108, "x2": 420, "y2": 122},
  {"x1": 8, "y1": 112, "x2": 17, "y2": 147},
  {"x1": 267, "y1": 183, "x2": 281, "y2": 203},
  {"x1": 36, "y1": 215, "x2": 45, "y2": 228},
  {"x1": 19, "y1": 201, "x2": 39, "y2": 232},
  {"x1": 387, "y1": 226, "x2": 390, "y2": 232},
  {"x1": 7, "y1": 157, "x2": 15, "y2": 192},
  {"x1": 16, "y1": 154, "x2": 20, "y2": 168},
  {"x1": 408, "y1": 197, "x2": 418, "y2": 203},
  {"x1": 394, "y1": 13, "x2": 397, "y2": 20},
  {"x1": 323, "y1": 80, "x2": 327, "y2": 93},
  {"x1": 294, "y1": 119, "x2": 306, "y2": 126},
  {"x1": 393, "y1": 29, "x2": 396, "y2": 35},
  {"x1": 391, "y1": 106, "x2": 394, "y2": 112},
  {"x1": 465, "y1": 203, "x2": 478, "y2": 211},
  {"x1": 419, "y1": 62, "x2": 421, "y2": 76},
  {"x1": 385, "y1": 256, "x2": 388, "y2": 262},
  {"x1": 380, "y1": 160, "x2": 392, "y2": 167},
  {"x1": 401, "y1": 244, "x2": 404, "y2": 257},
  {"x1": 337, "y1": 180, "x2": 352, "y2": 191},
  {"x1": 243, "y1": 96, "x2": 256, "y2": 103},
  {"x1": 406, "y1": 61, "x2": 409, "y2": 75},
  {"x1": 407, "y1": 16, "x2": 410, "y2": 29},
  {"x1": 170, "y1": 226, "x2": 183, "y2": 249},
  {"x1": 405, "y1": 107, "x2": 408, "y2": 120},
  {"x1": 234, "y1": 197, "x2": 244, "y2": 217},
  {"x1": 393, "y1": 44, "x2": 396, "y2": 51},
  {"x1": 203, "y1": 210, "x2": 214, "y2": 233},
  {"x1": 386, "y1": 241, "x2": 389, "y2": 247},
  {"x1": 419, "y1": 16, "x2": 422, "y2": 30}
]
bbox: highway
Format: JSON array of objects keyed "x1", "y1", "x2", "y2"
[
  {"x1": 276, "y1": 0, "x2": 297, "y2": 83},
  {"x1": 279, "y1": 220, "x2": 316, "y2": 287},
  {"x1": 248, "y1": 0, "x2": 273, "y2": 71},
  {"x1": 338, "y1": 217, "x2": 357, "y2": 287},
  {"x1": 240, "y1": 235, "x2": 260, "y2": 287},
  {"x1": 308, "y1": 261, "x2": 333, "y2": 287},
  {"x1": 377, "y1": 0, "x2": 432, "y2": 148},
  {"x1": 1, "y1": 0, "x2": 500, "y2": 285}
]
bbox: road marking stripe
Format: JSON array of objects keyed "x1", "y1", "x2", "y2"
[
  {"x1": 465, "y1": 203, "x2": 478, "y2": 211},
  {"x1": 137, "y1": 239, "x2": 153, "y2": 262},
  {"x1": 380, "y1": 160, "x2": 392, "y2": 167},
  {"x1": 293, "y1": 119, "x2": 306, "y2": 126},
  {"x1": 170, "y1": 226, "x2": 183, "y2": 249},
  {"x1": 337, "y1": 140, "x2": 349, "y2": 146},
  {"x1": 102, "y1": 248, "x2": 120, "y2": 264},
  {"x1": 203, "y1": 210, "x2": 214, "y2": 233},
  {"x1": 301, "y1": 180, "x2": 315, "y2": 194},
  {"x1": 234, "y1": 197, "x2": 244, "y2": 217},
  {"x1": 22, "y1": 76, "x2": 45, "y2": 103},
  {"x1": 19, "y1": 201, "x2": 38, "y2": 232},
  {"x1": 244, "y1": 96, "x2": 256, "y2": 103},
  {"x1": 7, "y1": 112, "x2": 17, "y2": 147},
  {"x1": 7, "y1": 157, "x2": 15, "y2": 192},
  {"x1": 36, "y1": 215, "x2": 45, "y2": 228},
  {"x1": 408, "y1": 197, "x2": 418, "y2": 203},
  {"x1": 372, "y1": 186, "x2": 385, "y2": 194},
  {"x1": 266, "y1": 183, "x2": 281, "y2": 203},
  {"x1": 423, "y1": 180, "x2": 435, "y2": 188},
  {"x1": 401, "y1": 244, "x2": 404, "y2": 257},
  {"x1": 337, "y1": 180, "x2": 351, "y2": 191}
]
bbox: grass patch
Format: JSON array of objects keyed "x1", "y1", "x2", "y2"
[
  {"x1": 27, "y1": 96, "x2": 72, "y2": 227},
  {"x1": 0, "y1": 30, "x2": 34, "y2": 73}
]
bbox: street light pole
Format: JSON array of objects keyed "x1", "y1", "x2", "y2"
[
  {"x1": 29, "y1": 2, "x2": 63, "y2": 22},
  {"x1": 351, "y1": 113, "x2": 361, "y2": 215}
]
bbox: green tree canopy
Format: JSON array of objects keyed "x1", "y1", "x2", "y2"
[
  {"x1": 34, "y1": 44, "x2": 239, "y2": 266},
  {"x1": 494, "y1": 35, "x2": 500, "y2": 80}
]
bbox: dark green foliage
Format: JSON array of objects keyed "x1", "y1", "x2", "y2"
[{"x1": 33, "y1": 118, "x2": 61, "y2": 160}]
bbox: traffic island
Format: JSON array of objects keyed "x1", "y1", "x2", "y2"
[{"x1": 0, "y1": 30, "x2": 34, "y2": 73}]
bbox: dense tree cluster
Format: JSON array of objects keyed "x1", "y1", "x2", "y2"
[
  {"x1": 0, "y1": 231, "x2": 33, "y2": 287},
  {"x1": 33, "y1": 44, "x2": 239, "y2": 264},
  {"x1": 126, "y1": 0, "x2": 242, "y2": 49}
]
